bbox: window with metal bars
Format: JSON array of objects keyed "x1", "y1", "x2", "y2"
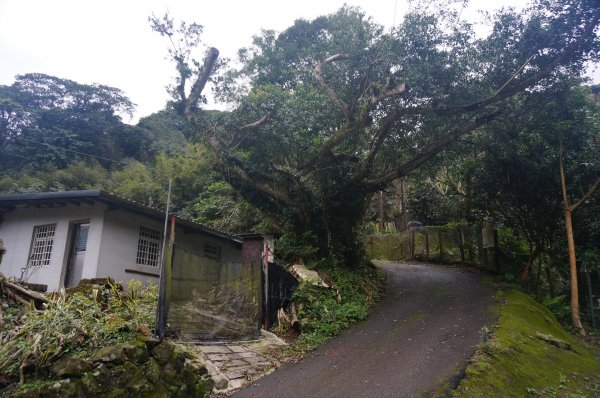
[
  {"x1": 73, "y1": 223, "x2": 90, "y2": 252},
  {"x1": 136, "y1": 225, "x2": 162, "y2": 267},
  {"x1": 28, "y1": 224, "x2": 56, "y2": 267},
  {"x1": 205, "y1": 242, "x2": 221, "y2": 261}
]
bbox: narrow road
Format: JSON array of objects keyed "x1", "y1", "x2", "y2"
[{"x1": 233, "y1": 262, "x2": 495, "y2": 398}]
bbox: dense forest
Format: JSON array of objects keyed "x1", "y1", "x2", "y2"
[
  {"x1": 1, "y1": 0, "x2": 599, "y2": 333},
  {"x1": 0, "y1": 73, "x2": 262, "y2": 232}
]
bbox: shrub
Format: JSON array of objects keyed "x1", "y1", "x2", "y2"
[{"x1": 291, "y1": 264, "x2": 383, "y2": 351}]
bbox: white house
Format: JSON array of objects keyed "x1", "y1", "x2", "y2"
[{"x1": 0, "y1": 190, "x2": 243, "y2": 291}]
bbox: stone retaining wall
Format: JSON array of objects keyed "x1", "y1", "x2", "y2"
[{"x1": 9, "y1": 340, "x2": 213, "y2": 398}]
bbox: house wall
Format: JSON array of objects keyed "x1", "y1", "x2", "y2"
[
  {"x1": 176, "y1": 227, "x2": 243, "y2": 263},
  {"x1": 97, "y1": 208, "x2": 165, "y2": 287},
  {"x1": 0, "y1": 203, "x2": 106, "y2": 291},
  {"x1": 97, "y1": 209, "x2": 243, "y2": 287}
]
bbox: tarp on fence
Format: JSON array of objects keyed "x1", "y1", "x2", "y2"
[{"x1": 166, "y1": 245, "x2": 262, "y2": 341}]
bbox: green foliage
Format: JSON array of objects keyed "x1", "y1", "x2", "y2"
[
  {"x1": 290, "y1": 264, "x2": 383, "y2": 351},
  {"x1": 276, "y1": 231, "x2": 320, "y2": 266},
  {"x1": 542, "y1": 295, "x2": 571, "y2": 325},
  {"x1": 193, "y1": 180, "x2": 264, "y2": 233},
  {"x1": 0, "y1": 280, "x2": 157, "y2": 382},
  {"x1": 363, "y1": 233, "x2": 407, "y2": 261},
  {"x1": 479, "y1": 325, "x2": 493, "y2": 343},
  {"x1": 0, "y1": 73, "x2": 144, "y2": 171},
  {"x1": 160, "y1": 0, "x2": 600, "y2": 267}
]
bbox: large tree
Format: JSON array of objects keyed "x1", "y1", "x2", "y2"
[
  {"x1": 155, "y1": 0, "x2": 600, "y2": 266},
  {"x1": 0, "y1": 73, "x2": 143, "y2": 170}
]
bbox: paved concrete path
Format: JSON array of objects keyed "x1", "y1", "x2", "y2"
[
  {"x1": 232, "y1": 262, "x2": 495, "y2": 398},
  {"x1": 193, "y1": 331, "x2": 287, "y2": 392}
]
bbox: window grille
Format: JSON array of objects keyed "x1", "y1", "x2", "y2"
[
  {"x1": 73, "y1": 223, "x2": 90, "y2": 252},
  {"x1": 205, "y1": 243, "x2": 221, "y2": 261},
  {"x1": 136, "y1": 225, "x2": 162, "y2": 267},
  {"x1": 28, "y1": 224, "x2": 56, "y2": 267}
]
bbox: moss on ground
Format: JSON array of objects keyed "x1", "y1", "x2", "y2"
[{"x1": 452, "y1": 291, "x2": 600, "y2": 398}]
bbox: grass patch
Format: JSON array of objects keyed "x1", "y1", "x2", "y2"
[{"x1": 452, "y1": 291, "x2": 600, "y2": 398}]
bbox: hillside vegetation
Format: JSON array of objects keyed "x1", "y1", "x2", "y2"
[{"x1": 453, "y1": 291, "x2": 600, "y2": 397}]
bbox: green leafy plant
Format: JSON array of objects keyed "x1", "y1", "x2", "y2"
[
  {"x1": 479, "y1": 325, "x2": 493, "y2": 343},
  {"x1": 542, "y1": 295, "x2": 571, "y2": 325},
  {"x1": 0, "y1": 280, "x2": 157, "y2": 384},
  {"x1": 290, "y1": 264, "x2": 383, "y2": 351}
]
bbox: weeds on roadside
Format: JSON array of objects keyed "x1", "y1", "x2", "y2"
[
  {"x1": 291, "y1": 264, "x2": 384, "y2": 352},
  {"x1": 0, "y1": 280, "x2": 157, "y2": 384}
]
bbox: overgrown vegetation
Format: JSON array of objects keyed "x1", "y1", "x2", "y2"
[
  {"x1": 0, "y1": 280, "x2": 157, "y2": 386},
  {"x1": 452, "y1": 291, "x2": 600, "y2": 397},
  {"x1": 283, "y1": 263, "x2": 384, "y2": 352}
]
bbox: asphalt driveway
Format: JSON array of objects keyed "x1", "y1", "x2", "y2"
[{"x1": 232, "y1": 262, "x2": 495, "y2": 398}]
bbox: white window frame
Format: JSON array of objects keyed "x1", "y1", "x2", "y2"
[
  {"x1": 136, "y1": 225, "x2": 162, "y2": 267},
  {"x1": 28, "y1": 224, "x2": 56, "y2": 267}
]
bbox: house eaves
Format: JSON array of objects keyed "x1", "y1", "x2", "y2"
[{"x1": 0, "y1": 190, "x2": 242, "y2": 244}]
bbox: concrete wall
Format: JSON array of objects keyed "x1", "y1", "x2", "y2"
[
  {"x1": 175, "y1": 227, "x2": 243, "y2": 263},
  {"x1": 0, "y1": 203, "x2": 243, "y2": 291},
  {"x1": 0, "y1": 203, "x2": 106, "y2": 291},
  {"x1": 97, "y1": 208, "x2": 164, "y2": 287},
  {"x1": 97, "y1": 210, "x2": 243, "y2": 287}
]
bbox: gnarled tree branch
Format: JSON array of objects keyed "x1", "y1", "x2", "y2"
[
  {"x1": 371, "y1": 81, "x2": 408, "y2": 105},
  {"x1": 183, "y1": 47, "x2": 220, "y2": 117},
  {"x1": 230, "y1": 115, "x2": 269, "y2": 149},
  {"x1": 207, "y1": 135, "x2": 292, "y2": 206},
  {"x1": 436, "y1": 8, "x2": 600, "y2": 117},
  {"x1": 314, "y1": 54, "x2": 352, "y2": 120},
  {"x1": 570, "y1": 176, "x2": 600, "y2": 211},
  {"x1": 361, "y1": 110, "x2": 502, "y2": 191}
]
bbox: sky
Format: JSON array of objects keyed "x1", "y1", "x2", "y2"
[{"x1": 0, "y1": 0, "x2": 598, "y2": 123}]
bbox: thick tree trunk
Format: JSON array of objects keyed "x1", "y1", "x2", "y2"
[
  {"x1": 559, "y1": 139, "x2": 586, "y2": 336},
  {"x1": 564, "y1": 207, "x2": 586, "y2": 335}
]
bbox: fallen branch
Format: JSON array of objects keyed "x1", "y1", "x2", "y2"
[
  {"x1": 535, "y1": 332, "x2": 575, "y2": 352},
  {"x1": 3, "y1": 280, "x2": 48, "y2": 304},
  {"x1": 0, "y1": 274, "x2": 48, "y2": 305}
]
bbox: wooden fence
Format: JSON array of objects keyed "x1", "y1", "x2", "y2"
[{"x1": 364, "y1": 224, "x2": 500, "y2": 271}]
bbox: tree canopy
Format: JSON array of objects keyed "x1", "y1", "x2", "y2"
[
  {"x1": 0, "y1": 73, "x2": 143, "y2": 171},
  {"x1": 157, "y1": 0, "x2": 600, "y2": 266}
]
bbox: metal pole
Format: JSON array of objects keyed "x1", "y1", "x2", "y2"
[
  {"x1": 156, "y1": 179, "x2": 173, "y2": 338},
  {"x1": 160, "y1": 179, "x2": 173, "y2": 271}
]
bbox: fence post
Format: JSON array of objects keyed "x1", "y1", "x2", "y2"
[
  {"x1": 493, "y1": 229, "x2": 500, "y2": 273},
  {"x1": 468, "y1": 227, "x2": 474, "y2": 263},
  {"x1": 478, "y1": 227, "x2": 485, "y2": 266},
  {"x1": 425, "y1": 232, "x2": 430, "y2": 258},
  {"x1": 263, "y1": 241, "x2": 270, "y2": 330},
  {"x1": 438, "y1": 229, "x2": 444, "y2": 259},
  {"x1": 458, "y1": 227, "x2": 465, "y2": 262},
  {"x1": 157, "y1": 243, "x2": 173, "y2": 339}
]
